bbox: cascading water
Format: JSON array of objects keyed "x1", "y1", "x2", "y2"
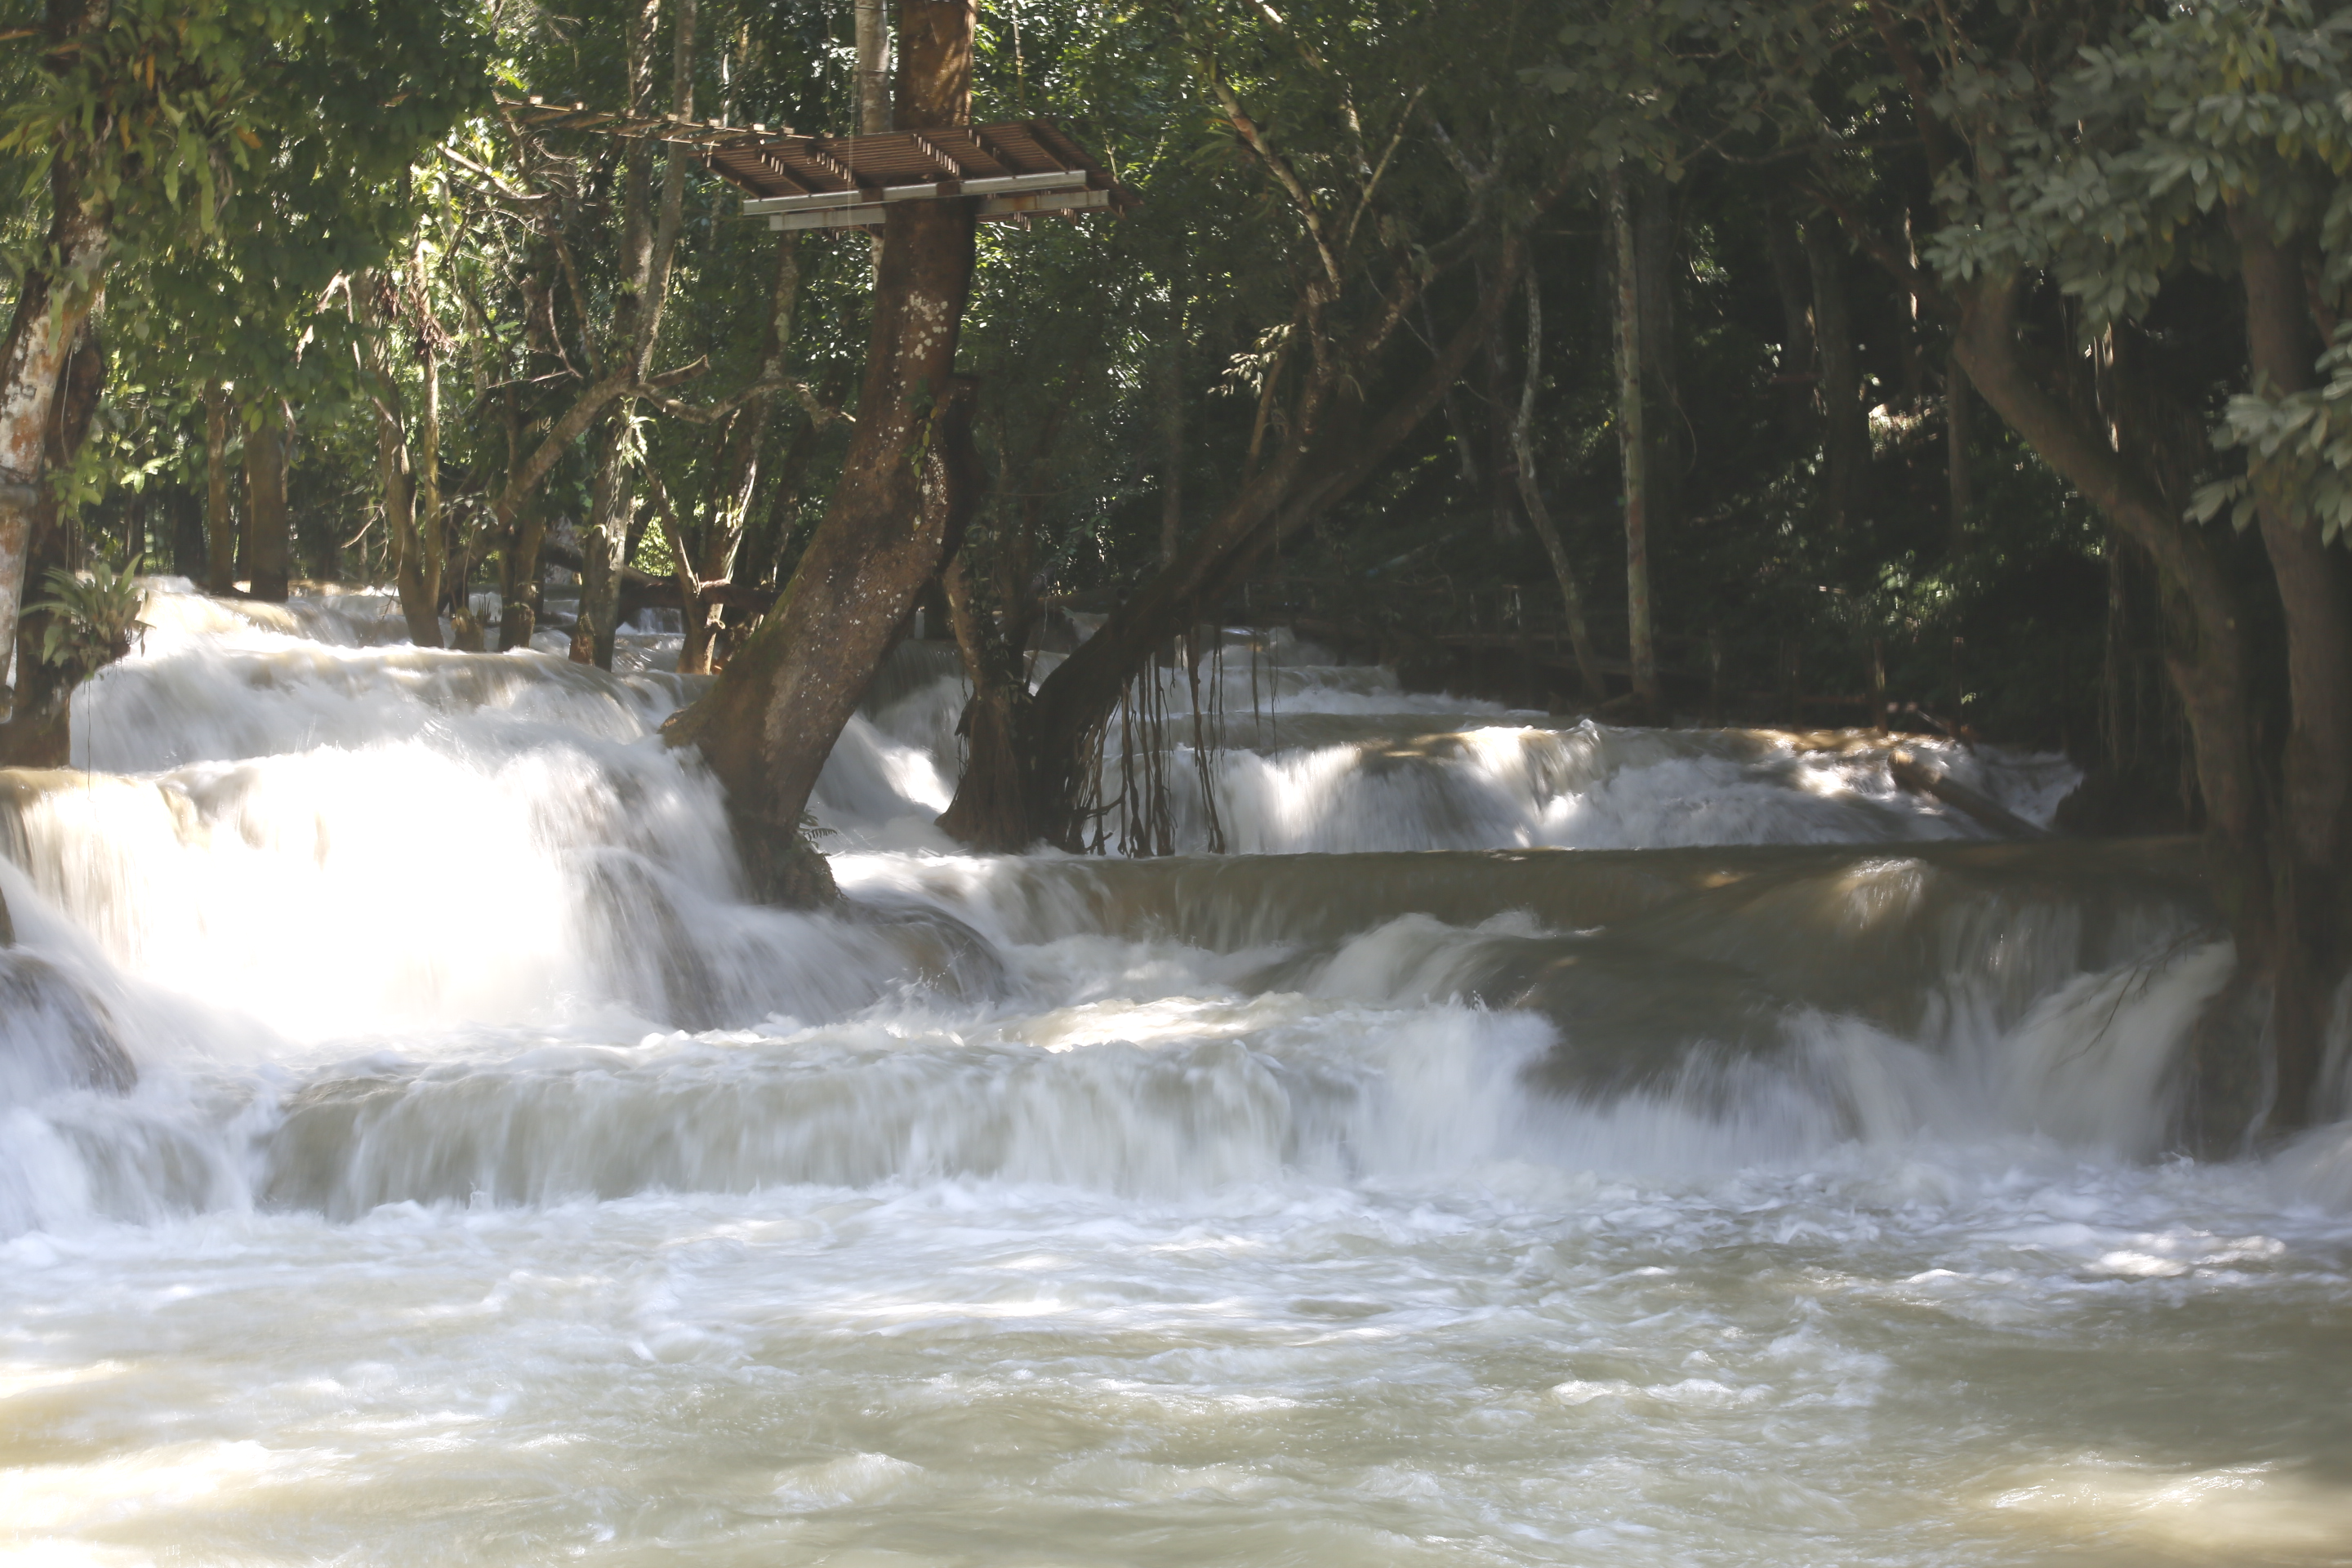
[{"x1": 4, "y1": 581, "x2": 2350, "y2": 1566}]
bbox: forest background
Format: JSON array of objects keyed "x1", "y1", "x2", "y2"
[{"x1": 5, "y1": 0, "x2": 2351, "y2": 1135}]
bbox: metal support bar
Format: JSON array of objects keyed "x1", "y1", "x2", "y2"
[
  {"x1": 743, "y1": 170, "x2": 1086, "y2": 217},
  {"x1": 762, "y1": 185, "x2": 1111, "y2": 231}
]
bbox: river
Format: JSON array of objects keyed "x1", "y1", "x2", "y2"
[{"x1": 3, "y1": 583, "x2": 2350, "y2": 1566}]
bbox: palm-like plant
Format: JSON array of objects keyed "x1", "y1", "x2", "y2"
[{"x1": 28, "y1": 555, "x2": 149, "y2": 683}]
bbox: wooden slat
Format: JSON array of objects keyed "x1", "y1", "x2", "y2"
[{"x1": 495, "y1": 98, "x2": 1137, "y2": 216}]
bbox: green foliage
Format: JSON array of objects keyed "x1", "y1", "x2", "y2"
[{"x1": 28, "y1": 555, "x2": 149, "y2": 681}]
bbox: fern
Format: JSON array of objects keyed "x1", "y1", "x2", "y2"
[{"x1": 27, "y1": 555, "x2": 149, "y2": 684}]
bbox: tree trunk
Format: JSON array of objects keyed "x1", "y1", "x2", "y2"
[
  {"x1": 936, "y1": 189, "x2": 1565, "y2": 851},
  {"x1": 936, "y1": 497, "x2": 1034, "y2": 848},
  {"x1": 0, "y1": 0, "x2": 114, "y2": 696},
  {"x1": 1480, "y1": 261, "x2": 1519, "y2": 541},
  {"x1": 1952, "y1": 273, "x2": 2256, "y2": 851},
  {"x1": 241, "y1": 401, "x2": 292, "y2": 603},
  {"x1": 501, "y1": 498, "x2": 548, "y2": 652},
  {"x1": 1803, "y1": 217, "x2": 1867, "y2": 532},
  {"x1": 2234, "y1": 213, "x2": 2352, "y2": 1131},
  {"x1": 858, "y1": 0, "x2": 892, "y2": 277},
  {"x1": 680, "y1": 234, "x2": 801, "y2": 675},
  {"x1": 857, "y1": 0, "x2": 893, "y2": 134},
  {"x1": 1511, "y1": 273, "x2": 1605, "y2": 703},
  {"x1": 415, "y1": 332, "x2": 447, "y2": 633},
  {"x1": 1635, "y1": 167, "x2": 1683, "y2": 556},
  {"x1": 1946, "y1": 349, "x2": 1974, "y2": 550},
  {"x1": 1610, "y1": 168, "x2": 1659, "y2": 706},
  {"x1": 581, "y1": 415, "x2": 632, "y2": 667},
  {"x1": 1764, "y1": 198, "x2": 1817, "y2": 447},
  {"x1": 1160, "y1": 263, "x2": 1186, "y2": 565},
  {"x1": 203, "y1": 383, "x2": 238, "y2": 597},
  {"x1": 662, "y1": 0, "x2": 981, "y2": 903},
  {"x1": 0, "y1": 314, "x2": 105, "y2": 766}
]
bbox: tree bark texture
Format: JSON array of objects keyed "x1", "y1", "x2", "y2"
[
  {"x1": 1803, "y1": 217, "x2": 1867, "y2": 532},
  {"x1": 1634, "y1": 167, "x2": 1683, "y2": 555},
  {"x1": 0, "y1": 314, "x2": 105, "y2": 766},
  {"x1": 203, "y1": 383, "x2": 238, "y2": 597},
  {"x1": 1610, "y1": 169, "x2": 1659, "y2": 704},
  {"x1": 662, "y1": 0, "x2": 979, "y2": 903},
  {"x1": 1950, "y1": 272, "x2": 2257, "y2": 856},
  {"x1": 0, "y1": 0, "x2": 114, "y2": 702},
  {"x1": 1764, "y1": 199, "x2": 1817, "y2": 447},
  {"x1": 679, "y1": 234, "x2": 801, "y2": 675},
  {"x1": 1946, "y1": 349, "x2": 1974, "y2": 549},
  {"x1": 2234, "y1": 213, "x2": 2352, "y2": 1131},
  {"x1": 240, "y1": 401, "x2": 292, "y2": 603},
  {"x1": 1511, "y1": 272, "x2": 1605, "y2": 702}
]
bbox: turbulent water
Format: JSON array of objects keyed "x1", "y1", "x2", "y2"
[{"x1": 4, "y1": 581, "x2": 2350, "y2": 1566}]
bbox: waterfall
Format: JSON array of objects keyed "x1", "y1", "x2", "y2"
[{"x1": 6, "y1": 584, "x2": 2349, "y2": 1568}]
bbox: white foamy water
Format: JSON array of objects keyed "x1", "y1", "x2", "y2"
[{"x1": 2, "y1": 584, "x2": 2348, "y2": 1566}]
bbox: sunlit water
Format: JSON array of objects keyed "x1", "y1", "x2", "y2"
[{"x1": 2, "y1": 582, "x2": 2350, "y2": 1566}]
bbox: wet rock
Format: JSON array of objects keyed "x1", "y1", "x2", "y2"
[
  {"x1": 0, "y1": 943, "x2": 137, "y2": 1098},
  {"x1": 845, "y1": 898, "x2": 1012, "y2": 1001}
]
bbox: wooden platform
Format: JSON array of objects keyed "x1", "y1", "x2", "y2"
[{"x1": 504, "y1": 99, "x2": 1135, "y2": 231}]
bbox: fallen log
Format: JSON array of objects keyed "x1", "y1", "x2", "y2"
[{"x1": 1888, "y1": 748, "x2": 2051, "y2": 840}]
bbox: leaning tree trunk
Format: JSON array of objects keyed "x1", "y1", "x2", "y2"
[
  {"x1": 0, "y1": 8, "x2": 112, "y2": 700},
  {"x1": 241, "y1": 401, "x2": 292, "y2": 602},
  {"x1": 2234, "y1": 214, "x2": 2352, "y2": 1133},
  {"x1": 937, "y1": 193, "x2": 1563, "y2": 852},
  {"x1": 1952, "y1": 269, "x2": 2269, "y2": 1148},
  {"x1": 1953, "y1": 272, "x2": 2257, "y2": 852},
  {"x1": 662, "y1": 0, "x2": 981, "y2": 904},
  {"x1": 0, "y1": 315, "x2": 106, "y2": 767}
]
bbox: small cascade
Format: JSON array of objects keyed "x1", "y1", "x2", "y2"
[
  {"x1": 845, "y1": 627, "x2": 2076, "y2": 854},
  {"x1": 0, "y1": 581, "x2": 2284, "y2": 1236}
]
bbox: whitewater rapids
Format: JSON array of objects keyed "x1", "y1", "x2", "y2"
[{"x1": 2, "y1": 582, "x2": 2350, "y2": 1566}]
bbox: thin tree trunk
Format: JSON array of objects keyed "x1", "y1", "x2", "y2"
[
  {"x1": 580, "y1": 0, "x2": 694, "y2": 670},
  {"x1": 241, "y1": 401, "x2": 292, "y2": 603},
  {"x1": 1804, "y1": 217, "x2": 1866, "y2": 532},
  {"x1": 0, "y1": 314, "x2": 105, "y2": 765},
  {"x1": 1160, "y1": 265, "x2": 1186, "y2": 565},
  {"x1": 0, "y1": 0, "x2": 114, "y2": 693},
  {"x1": 2235, "y1": 213, "x2": 2352, "y2": 1131},
  {"x1": 581, "y1": 414, "x2": 632, "y2": 667},
  {"x1": 663, "y1": 0, "x2": 982, "y2": 903},
  {"x1": 1511, "y1": 272, "x2": 1604, "y2": 702},
  {"x1": 203, "y1": 383, "x2": 238, "y2": 597},
  {"x1": 856, "y1": 0, "x2": 892, "y2": 133},
  {"x1": 857, "y1": 0, "x2": 891, "y2": 276},
  {"x1": 1764, "y1": 198, "x2": 1816, "y2": 446},
  {"x1": 1947, "y1": 349, "x2": 1973, "y2": 550},
  {"x1": 1635, "y1": 167, "x2": 1682, "y2": 553},
  {"x1": 416, "y1": 332, "x2": 446, "y2": 632},
  {"x1": 1610, "y1": 168, "x2": 1659, "y2": 705},
  {"x1": 680, "y1": 234, "x2": 800, "y2": 675},
  {"x1": 1480, "y1": 261, "x2": 1518, "y2": 541}
]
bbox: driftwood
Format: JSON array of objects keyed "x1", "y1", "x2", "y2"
[{"x1": 1889, "y1": 748, "x2": 2051, "y2": 840}]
